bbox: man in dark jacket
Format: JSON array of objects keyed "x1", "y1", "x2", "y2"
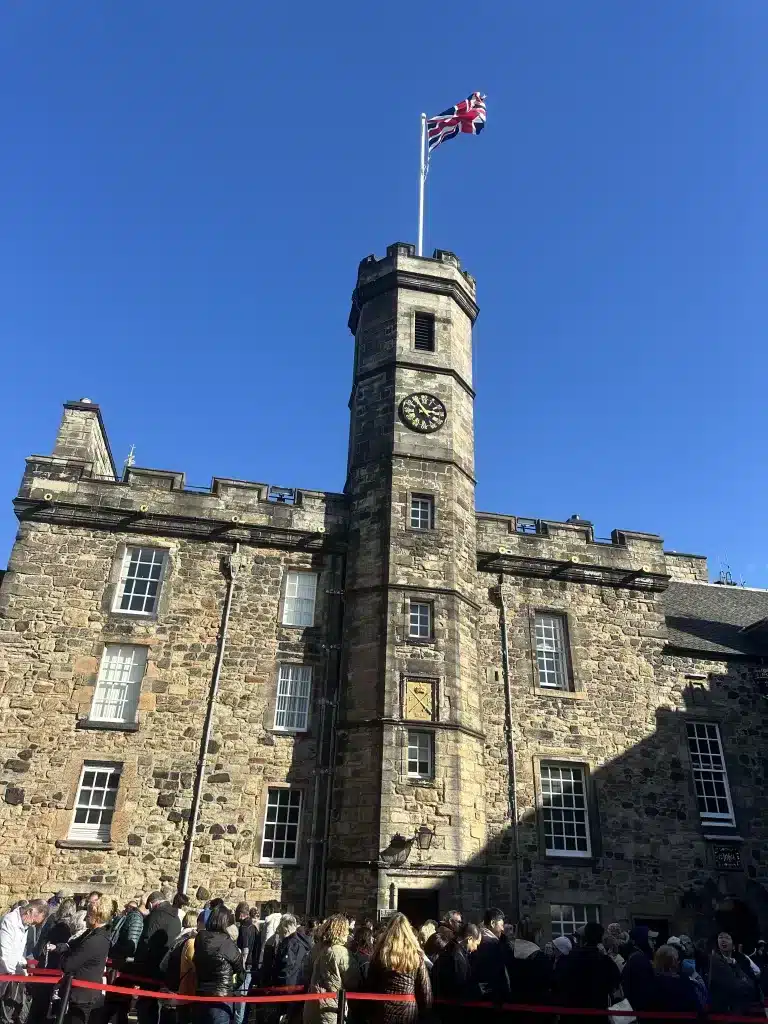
[
  {"x1": 473, "y1": 907, "x2": 510, "y2": 1002},
  {"x1": 621, "y1": 926, "x2": 656, "y2": 1011},
  {"x1": 233, "y1": 902, "x2": 260, "y2": 1024},
  {"x1": 556, "y1": 922, "x2": 620, "y2": 1024},
  {"x1": 134, "y1": 892, "x2": 181, "y2": 1024},
  {"x1": 270, "y1": 916, "x2": 310, "y2": 989}
]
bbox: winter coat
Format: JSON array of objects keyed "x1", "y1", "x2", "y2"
[
  {"x1": 303, "y1": 941, "x2": 361, "y2": 1024},
  {"x1": 473, "y1": 928, "x2": 510, "y2": 1001},
  {"x1": 193, "y1": 930, "x2": 244, "y2": 998},
  {"x1": 59, "y1": 925, "x2": 112, "y2": 1006},
  {"x1": 0, "y1": 908, "x2": 29, "y2": 975},
  {"x1": 365, "y1": 956, "x2": 433, "y2": 1024},
  {"x1": 431, "y1": 943, "x2": 480, "y2": 1003},
  {"x1": 708, "y1": 951, "x2": 764, "y2": 1015},
  {"x1": 503, "y1": 936, "x2": 550, "y2": 1005},
  {"x1": 159, "y1": 927, "x2": 198, "y2": 986},
  {"x1": 110, "y1": 907, "x2": 145, "y2": 962},
  {"x1": 645, "y1": 973, "x2": 701, "y2": 1018},
  {"x1": 39, "y1": 920, "x2": 75, "y2": 970},
  {"x1": 556, "y1": 945, "x2": 621, "y2": 1024},
  {"x1": 135, "y1": 902, "x2": 182, "y2": 980},
  {"x1": 272, "y1": 931, "x2": 312, "y2": 989},
  {"x1": 621, "y1": 949, "x2": 655, "y2": 1010}
]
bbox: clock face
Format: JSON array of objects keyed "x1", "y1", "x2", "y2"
[{"x1": 399, "y1": 392, "x2": 447, "y2": 433}]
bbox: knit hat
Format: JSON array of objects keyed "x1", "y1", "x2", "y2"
[{"x1": 553, "y1": 935, "x2": 572, "y2": 956}]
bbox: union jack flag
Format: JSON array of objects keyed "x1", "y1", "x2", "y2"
[{"x1": 426, "y1": 92, "x2": 486, "y2": 155}]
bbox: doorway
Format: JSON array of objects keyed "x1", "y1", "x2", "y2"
[{"x1": 397, "y1": 888, "x2": 439, "y2": 928}]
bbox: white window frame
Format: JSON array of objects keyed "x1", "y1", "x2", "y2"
[
  {"x1": 686, "y1": 721, "x2": 735, "y2": 827},
  {"x1": 260, "y1": 788, "x2": 302, "y2": 865},
  {"x1": 273, "y1": 664, "x2": 313, "y2": 732},
  {"x1": 89, "y1": 645, "x2": 147, "y2": 724},
  {"x1": 409, "y1": 600, "x2": 432, "y2": 639},
  {"x1": 407, "y1": 730, "x2": 434, "y2": 779},
  {"x1": 112, "y1": 547, "x2": 168, "y2": 616},
  {"x1": 534, "y1": 613, "x2": 570, "y2": 690},
  {"x1": 410, "y1": 494, "x2": 435, "y2": 531},
  {"x1": 550, "y1": 904, "x2": 600, "y2": 938},
  {"x1": 540, "y1": 763, "x2": 592, "y2": 857},
  {"x1": 68, "y1": 762, "x2": 121, "y2": 844},
  {"x1": 282, "y1": 572, "x2": 318, "y2": 627}
]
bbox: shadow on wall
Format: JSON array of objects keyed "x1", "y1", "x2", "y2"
[{"x1": 406, "y1": 670, "x2": 768, "y2": 947}]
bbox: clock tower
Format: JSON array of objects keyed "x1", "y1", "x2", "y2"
[{"x1": 327, "y1": 242, "x2": 486, "y2": 916}]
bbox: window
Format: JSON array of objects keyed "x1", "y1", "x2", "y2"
[
  {"x1": 686, "y1": 722, "x2": 735, "y2": 827},
  {"x1": 261, "y1": 788, "x2": 302, "y2": 864},
  {"x1": 69, "y1": 763, "x2": 121, "y2": 844},
  {"x1": 550, "y1": 904, "x2": 600, "y2": 938},
  {"x1": 89, "y1": 645, "x2": 147, "y2": 724},
  {"x1": 407, "y1": 731, "x2": 434, "y2": 779},
  {"x1": 414, "y1": 312, "x2": 435, "y2": 352},
  {"x1": 410, "y1": 494, "x2": 435, "y2": 531},
  {"x1": 409, "y1": 601, "x2": 432, "y2": 639},
  {"x1": 282, "y1": 572, "x2": 318, "y2": 627},
  {"x1": 274, "y1": 664, "x2": 312, "y2": 732},
  {"x1": 540, "y1": 763, "x2": 591, "y2": 856},
  {"x1": 534, "y1": 613, "x2": 569, "y2": 690},
  {"x1": 114, "y1": 547, "x2": 167, "y2": 615}
]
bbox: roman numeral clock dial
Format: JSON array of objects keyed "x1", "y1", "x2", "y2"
[{"x1": 399, "y1": 392, "x2": 447, "y2": 433}]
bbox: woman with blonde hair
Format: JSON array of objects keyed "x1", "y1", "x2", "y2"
[
  {"x1": 52, "y1": 894, "x2": 114, "y2": 1024},
  {"x1": 303, "y1": 914, "x2": 361, "y2": 1024},
  {"x1": 365, "y1": 913, "x2": 432, "y2": 1024}
]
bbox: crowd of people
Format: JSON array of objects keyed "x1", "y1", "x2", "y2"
[{"x1": 1, "y1": 891, "x2": 767, "y2": 1024}]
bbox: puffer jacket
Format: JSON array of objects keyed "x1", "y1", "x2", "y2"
[
  {"x1": 193, "y1": 930, "x2": 244, "y2": 997},
  {"x1": 303, "y1": 942, "x2": 361, "y2": 1024}
]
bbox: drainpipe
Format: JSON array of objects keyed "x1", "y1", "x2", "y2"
[
  {"x1": 498, "y1": 574, "x2": 521, "y2": 922},
  {"x1": 178, "y1": 543, "x2": 240, "y2": 896}
]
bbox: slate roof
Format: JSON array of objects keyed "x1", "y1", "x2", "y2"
[{"x1": 664, "y1": 581, "x2": 768, "y2": 656}]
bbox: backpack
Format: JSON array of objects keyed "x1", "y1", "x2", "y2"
[{"x1": 164, "y1": 940, "x2": 186, "y2": 992}]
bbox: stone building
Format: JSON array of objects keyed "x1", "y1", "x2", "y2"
[{"x1": 1, "y1": 241, "x2": 768, "y2": 943}]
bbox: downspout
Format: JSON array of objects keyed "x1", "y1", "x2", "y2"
[
  {"x1": 498, "y1": 573, "x2": 521, "y2": 922},
  {"x1": 178, "y1": 543, "x2": 240, "y2": 896}
]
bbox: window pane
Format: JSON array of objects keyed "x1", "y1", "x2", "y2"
[
  {"x1": 69, "y1": 762, "x2": 121, "y2": 843},
  {"x1": 261, "y1": 788, "x2": 301, "y2": 862},
  {"x1": 282, "y1": 573, "x2": 318, "y2": 627},
  {"x1": 410, "y1": 495, "x2": 434, "y2": 530},
  {"x1": 407, "y1": 731, "x2": 434, "y2": 778},
  {"x1": 550, "y1": 904, "x2": 600, "y2": 937},
  {"x1": 274, "y1": 664, "x2": 312, "y2": 731},
  {"x1": 535, "y1": 614, "x2": 568, "y2": 689},
  {"x1": 686, "y1": 722, "x2": 734, "y2": 824},
  {"x1": 409, "y1": 602, "x2": 431, "y2": 638},
  {"x1": 116, "y1": 548, "x2": 167, "y2": 615},
  {"x1": 541, "y1": 764, "x2": 591, "y2": 856},
  {"x1": 90, "y1": 645, "x2": 147, "y2": 723}
]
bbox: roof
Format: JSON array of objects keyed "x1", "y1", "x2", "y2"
[{"x1": 664, "y1": 581, "x2": 768, "y2": 656}]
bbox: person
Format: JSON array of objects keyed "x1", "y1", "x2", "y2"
[
  {"x1": 620, "y1": 926, "x2": 656, "y2": 1011},
  {"x1": 417, "y1": 922, "x2": 437, "y2": 952},
  {"x1": 193, "y1": 905, "x2": 244, "y2": 1024},
  {"x1": 110, "y1": 900, "x2": 145, "y2": 962},
  {"x1": 365, "y1": 913, "x2": 432, "y2": 1024},
  {"x1": 0, "y1": 899, "x2": 48, "y2": 1024},
  {"x1": 269, "y1": 916, "x2": 310, "y2": 989},
  {"x1": 441, "y1": 912, "x2": 462, "y2": 936},
  {"x1": 29, "y1": 899, "x2": 80, "y2": 1024},
  {"x1": 502, "y1": 917, "x2": 549, "y2": 1009},
  {"x1": 173, "y1": 895, "x2": 190, "y2": 923},
  {"x1": 645, "y1": 944, "x2": 700, "y2": 1017},
  {"x1": 752, "y1": 939, "x2": 768, "y2": 974},
  {"x1": 349, "y1": 924, "x2": 375, "y2": 983},
  {"x1": 160, "y1": 911, "x2": 200, "y2": 1024},
  {"x1": 473, "y1": 908, "x2": 509, "y2": 1001},
  {"x1": 303, "y1": 914, "x2": 360, "y2": 1024},
  {"x1": 232, "y1": 903, "x2": 258, "y2": 1024},
  {"x1": 601, "y1": 931, "x2": 625, "y2": 973},
  {"x1": 73, "y1": 893, "x2": 103, "y2": 939},
  {"x1": 423, "y1": 930, "x2": 450, "y2": 971},
  {"x1": 55, "y1": 894, "x2": 114, "y2": 1024},
  {"x1": 431, "y1": 921, "x2": 481, "y2": 1023},
  {"x1": 708, "y1": 930, "x2": 764, "y2": 1016},
  {"x1": 260, "y1": 904, "x2": 282, "y2": 961},
  {"x1": 555, "y1": 921, "x2": 620, "y2": 1024},
  {"x1": 134, "y1": 892, "x2": 182, "y2": 1024}
]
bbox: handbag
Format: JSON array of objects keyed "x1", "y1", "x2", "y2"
[{"x1": 608, "y1": 998, "x2": 636, "y2": 1024}]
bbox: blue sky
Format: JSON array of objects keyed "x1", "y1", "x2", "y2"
[{"x1": 1, "y1": 1, "x2": 766, "y2": 584}]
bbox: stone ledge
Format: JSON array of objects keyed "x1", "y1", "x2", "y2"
[
  {"x1": 76, "y1": 720, "x2": 140, "y2": 733},
  {"x1": 532, "y1": 688, "x2": 587, "y2": 701},
  {"x1": 55, "y1": 839, "x2": 115, "y2": 851}
]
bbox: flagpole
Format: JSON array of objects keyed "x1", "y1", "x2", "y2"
[{"x1": 417, "y1": 112, "x2": 426, "y2": 257}]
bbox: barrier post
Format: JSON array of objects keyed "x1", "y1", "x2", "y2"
[
  {"x1": 336, "y1": 988, "x2": 347, "y2": 1024},
  {"x1": 53, "y1": 974, "x2": 73, "y2": 1024}
]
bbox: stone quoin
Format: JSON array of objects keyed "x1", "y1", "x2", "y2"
[{"x1": 1, "y1": 242, "x2": 767, "y2": 943}]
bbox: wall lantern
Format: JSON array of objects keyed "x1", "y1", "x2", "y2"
[{"x1": 415, "y1": 824, "x2": 435, "y2": 852}]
